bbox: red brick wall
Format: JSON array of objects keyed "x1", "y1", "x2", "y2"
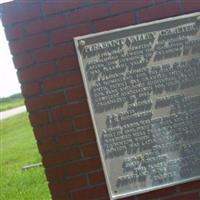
[{"x1": 1, "y1": 0, "x2": 200, "y2": 200}]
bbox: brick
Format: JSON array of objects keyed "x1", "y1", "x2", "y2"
[
  {"x1": 43, "y1": 72, "x2": 82, "y2": 92},
  {"x1": 74, "y1": 113, "x2": 93, "y2": 129},
  {"x1": 9, "y1": 34, "x2": 49, "y2": 54},
  {"x1": 34, "y1": 43, "x2": 75, "y2": 63},
  {"x1": 57, "y1": 55, "x2": 79, "y2": 72},
  {"x1": 12, "y1": 0, "x2": 42, "y2": 3},
  {"x1": 45, "y1": 165, "x2": 66, "y2": 181},
  {"x1": 51, "y1": 24, "x2": 92, "y2": 44},
  {"x1": 50, "y1": 104, "x2": 66, "y2": 121},
  {"x1": 64, "y1": 176, "x2": 87, "y2": 190},
  {"x1": 57, "y1": 129, "x2": 96, "y2": 147},
  {"x1": 34, "y1": 118, "x2": 72, "y2": 139},
  {"x1": 95, "y1": 12, "x2": 135, "y2": 32},
  {"x1": 72, "y1": 184, "x2": 108, "y2": 200},
  {"x1": 25, "y1": 92, "x2": 66, "y2": 111},
  {"x1": 66, "y1": 157, "x2": 102, "y2": 176},
  {"x1": 110, "y1": 0, "x2": 153, "y2": 14},
  {"x1": 37, "y1": 138, "x2": 58, "y2": 154},
  {"x1": 21, "y1": 82, "x2": 40, "y2": 97},
  {"x1": 18, "y1": 63, "x2": 55, "y2": 82},
  {"x1": 42, "y1": 147, "x2": 81, "y2": 166},
  {"x1": 97, "y1": 198, "x2": 110, "y2": 200},
  {"x1": 178, "y1": 180, "x2": 200, "y2": 191},
  {"x1": 1, "y1": 1, "x2": 17, "y2": 13},
  {"x1": 49, "y1": 182, "x2": 66, "y2": 199},
  {"x1": 66, "y1": 101, "x2": 89, "y2": 116},
  {"x1": 5, "y1": 25, "x2": 23, "y2": 40},
  {"x1": 81, "y1": 142, "x2": 99, "y2": 158},
  {"x1": 51, "y1": 101, "x2": 89, "y2": 121},
  {"x1": 86, "y1": 0, "x2": 105, "y2": 3},
  {"x1": 2, "y1": 3, "x2": 41, "y2": 25},
  {"x1": 52, "y1": 196, "x2": 71, "y2": 200},
  {"x1": 43, "y1": 1, "x2": 85, "y2": 15},
  {"x1": 123, "y1": 197, "x2": 137, "y2": 200},
  {"x1": 88, "y1": 170, "x2": 105, "y2": 185},
  {"x1": 166, "y1": 192, "x2": 200, "y2": 200},
  {"x1": 138, "y1": 186, "x2": 177, "y2": 200},
  {"x1": 29, "y1": 110, "x2": 49, "y2": 126},
  {"x1": 49, "y1": 176, "x2": 87, "y2": 197},
  {"x1": 182, "y1": 0, "x2": 200, "y2": 12},
  {"x1": 154, "y1": 0, "x2": 168, "y2": 3},
  {"x1": 67, "y1": 86, "x2": 86, "y2": 101},
  {"x1": 4, "y1": 2, "x2": 200, "y2": 200},
  {"x1": 139, "y1": 2, "x2": 181, "y2": 22},
  {"x1": 13, "y1": 53, "x2": 33, "y2": 69},
  {"x1": 67, "y1": 4, "x2": 109, "y2": 24},
  {"x1": 25, "y1": 15, "x2": 66, "y2": 34}
]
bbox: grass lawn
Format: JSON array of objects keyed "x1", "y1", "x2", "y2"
[
  {"x1": 0, "y1": 94, "x2": 24, "y2": 111},
  {"x1": 0, "y1": 113, "x2": 51, "y2": 200}
]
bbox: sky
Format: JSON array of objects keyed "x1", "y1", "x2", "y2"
[
  {"x1": 0, "y1": 0, "x2": 13, "y2": 4},
  {"x1": 0, "y1": 20, "x2": 21, "y2": 98},
  {"x1": 0, "y1": 0, "x2": 20, "y2": 98}
]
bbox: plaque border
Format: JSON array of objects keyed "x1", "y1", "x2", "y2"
[{"x1": 74, "y1": 12, "x2": 200, "y2": 200}]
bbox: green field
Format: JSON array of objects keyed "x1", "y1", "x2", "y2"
[
  {"x1": 0, "y1": 93, "x2": 24, "y2": 111},
  {"x1": 0, "y1": 113, "x2": 51, "y2": 200}
]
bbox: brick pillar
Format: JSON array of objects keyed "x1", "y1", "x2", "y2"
[{"x1": 1, "y1": 0, "x2": 200, "y2": 200}]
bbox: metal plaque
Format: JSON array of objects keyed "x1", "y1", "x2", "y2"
[{"x1": 74, "y1": 13, "x2": 200, "y2": 200}]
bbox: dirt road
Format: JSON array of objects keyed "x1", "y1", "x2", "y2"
[{"x1": 0, "y1": 105, "x2": 26, "y2": 120}]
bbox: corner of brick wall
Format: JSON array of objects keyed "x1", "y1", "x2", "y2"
[{"x1": 1, "y1": 0, "x2": 200, "y2": 200}]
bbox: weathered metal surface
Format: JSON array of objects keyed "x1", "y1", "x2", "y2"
[{"x1": 74, "y1": 13, "x2": 200, "y2": 200}]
